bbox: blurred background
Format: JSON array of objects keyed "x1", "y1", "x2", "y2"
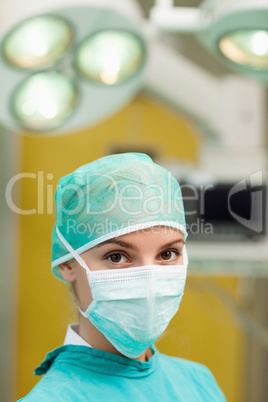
[{"x1": 1, "y1": 0, "x2": 268, "y2": 401}]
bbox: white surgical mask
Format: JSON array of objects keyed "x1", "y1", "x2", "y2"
[{"x1": 57, "y1": 230, "x2": 188, "y2": 359}]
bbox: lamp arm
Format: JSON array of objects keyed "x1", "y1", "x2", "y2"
[
  {"x1": 143, "y1": 32, "x2": 265, "y2": 153},
  {"x1": 143, "y1": 35, "x2": 221, "y2": 139}
]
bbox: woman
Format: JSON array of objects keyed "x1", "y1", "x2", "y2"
[{"x1": 19, "y1": 153, "x2": 226, "y2": 401}]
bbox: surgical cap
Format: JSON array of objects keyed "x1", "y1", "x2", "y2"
[{"x1": 51, "y1": 153, "x2": 187, "y2": 281}]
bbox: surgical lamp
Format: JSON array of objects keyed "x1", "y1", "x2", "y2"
[
  {"x1": 150, "y1": 0, "x2": 268, "y2": 85},
  {"x1": 0, "y1": 0, "x2": 146, "y2": 134}
]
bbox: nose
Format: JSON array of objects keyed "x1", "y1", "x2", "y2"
[
  {"x1": 138, "y1": 258, "x2": 155, "y2": 267},
  {"x1": 135, "y1": 253, "x2": 156, "y2": 267}
]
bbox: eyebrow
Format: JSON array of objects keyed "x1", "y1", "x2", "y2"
[
  {"x1": 96, "y1": 238, "x2": 184, "y2": 250},
  {"x1": 160, "y1": 239, "x2": 184, "y2": 249},
  {"x1": 96, "y1": 239, "x2": 137, "y2": 250}
]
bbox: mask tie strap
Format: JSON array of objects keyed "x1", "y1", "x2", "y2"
[
  {"x1": 56, "y1": 226, "x2": 93, "y2": 317},
  {"x1": 56, "y1": 225, "x2": 90, "y2": 273}
]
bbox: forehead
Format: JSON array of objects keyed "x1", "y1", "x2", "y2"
[{"x1": 99, "y1": 226, "x2": 184, "y2": 247}]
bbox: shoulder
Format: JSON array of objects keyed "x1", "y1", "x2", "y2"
[
  {"x1": 159, "y1": 352, "x2": 215, "y2": 376},
  {"x1": 158, "y1": 353, "x2": 227, "y2": 401},
  {"x1": 17, "y1": 364, "x2": 72, "y2": 401},
  {"x1": 17, "y1": 345, "x2": 95, "y2": 402}
]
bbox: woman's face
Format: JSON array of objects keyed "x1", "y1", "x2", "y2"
[{"x1": 59, "y1": 226, "x2": 185, "y2": 311}]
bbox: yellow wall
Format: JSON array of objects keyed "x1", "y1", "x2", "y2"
[{"x1": 17, "y1": 96, "x2": 242, "y2": 400}]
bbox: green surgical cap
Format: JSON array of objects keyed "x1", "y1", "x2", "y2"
[{"x1": 51, "y1": 153, "x2": 187, "y2": 281}]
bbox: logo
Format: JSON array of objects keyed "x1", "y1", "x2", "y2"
[{"x1": 228, "y1": 171, "x2": 264, "y2": 233}]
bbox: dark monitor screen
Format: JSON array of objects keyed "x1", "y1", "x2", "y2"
[
  {"x1": 181, "y1": 183, "x2": 266, "y2": 239},
  {"x1": 203, "y1": 185, "x2": 252, "y2": 222}
]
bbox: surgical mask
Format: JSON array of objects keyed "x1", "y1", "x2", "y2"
[{"x1": 57, "y1": 228, "x2": 188, "y2": 359}]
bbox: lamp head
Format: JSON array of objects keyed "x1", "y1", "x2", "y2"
[
  {"x1": 0, "y1": 0, "x2": 147, "y2": 135},
  {"x1": 198, "y1": 0, "x2": 268, "y2": 84}
]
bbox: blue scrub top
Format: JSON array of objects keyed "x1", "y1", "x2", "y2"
[{"x1": 18, "y1": 344, "x2": 226, "y2": 401}]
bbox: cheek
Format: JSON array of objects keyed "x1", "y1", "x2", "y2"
[
  {"x1": 75, "y1": 267, "x2": 93, "y2": 308},
  {"x1": 81, "y1": 251, "x2": 107, "y2": 272}
]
